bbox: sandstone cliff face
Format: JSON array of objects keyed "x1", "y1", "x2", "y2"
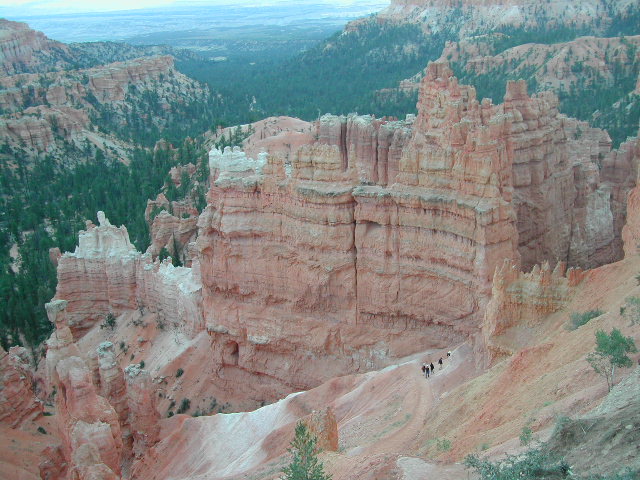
[
  {"x1": 0, "y1": 55, "x2": 199, "y2": 156},
  {"x1": 194, "y1": 62, "x2": 637, "y2": 402},
  {"x1": 0, "y1": 19, "x2": 71, "y2": 76},
  {"x1": 54, "y1": 212, "x2": 203, "y2": 339},
  {"x1": 482, "y1": 259, "x2": 585, "y2": 362},
  {"x1": 0, "y1": 345, "x2": 42, "y2": 427}
]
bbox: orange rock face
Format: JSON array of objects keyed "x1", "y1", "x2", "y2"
[
  {"x1": 0, "y1": 345, "x2": 42, "y2": 428},
  {"x1": 54, "y1": 212, "x2": 204, "y2": 339},
  {"x1": 50, "y1": 62, "x2": 637, "y2": 409}
]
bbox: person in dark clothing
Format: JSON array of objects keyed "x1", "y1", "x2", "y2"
[
  {"x1": 426, "y1": 364, "x2": 430, "y2": 378},
  {"x1": 421, "y1": 363, "x2": 427, "y2": 377},
  {"x1": 438, "y1": 357, "x2": 443, "y2": 369},
  {"x1": 447, "y1": 351, "x2": 451, "y2": 358},
  {"x1": 430, "y1": 362, "x2": 435, "y2": 373}
]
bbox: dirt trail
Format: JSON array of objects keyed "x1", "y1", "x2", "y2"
[{"x1": 362, "y1": 343, "x2": 476, "y2": 456}]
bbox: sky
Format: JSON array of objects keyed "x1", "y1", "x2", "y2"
[{"x1": 0, "y1": 0, "x2": 387, "y2": 15}]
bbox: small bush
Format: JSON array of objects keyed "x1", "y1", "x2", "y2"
[
  {"x1": 138, "y1": 360, "x2": 145, "y2": 369},
  {"x1": 176, "y1": 368, "x2": 184, "y2": 378},
  {"x1": 622, "y1": 296, "x2": 640, "y2": 325},
  {"x1": 464, "y1": 448, "x2": 570, "y2": 480},
  {"x1": 570, "y1": 310, "x2": 603, "y2": 330},
  {"x1": 100, "y1": 312, "x2": 117, "y2": 330},
  {"x1": 520, "y1": 425, "x2": 533, "y2": 446},
  {"x1": 37, "y1": 426, "x2": 47, "y2": 435},
  {"x1": 177, "y1": 398, "x2": 191, "y2": 414},
  {"x1": 436, "y1": 438, "x2": 452, "y2": 452}
]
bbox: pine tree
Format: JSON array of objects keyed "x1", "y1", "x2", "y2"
[{"x1": 281, "y1": 422, "x2": 332, "y2": 480}]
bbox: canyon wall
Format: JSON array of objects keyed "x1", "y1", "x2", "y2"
[{"x1": 50, "y1": 61, "x2": 637, "y2": 406}]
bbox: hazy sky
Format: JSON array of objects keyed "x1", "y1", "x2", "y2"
[{"x1": 0, "y1": 0, "x2": 388, "y2": 15}]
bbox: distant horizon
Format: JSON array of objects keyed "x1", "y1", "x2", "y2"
[{"x1": 0, "y1": 0, "x2": 389, "y2": 17}]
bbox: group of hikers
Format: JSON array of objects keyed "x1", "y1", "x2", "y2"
[{"x1": 421, "y1": 351, "x2": 451, "y2": 378}]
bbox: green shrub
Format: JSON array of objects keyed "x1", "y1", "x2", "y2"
[
  {"x1": 177, "y1": 398, "x2": 191, "y2": 414},
  {"x1": 176, "y1": 368, "x2": 184, "y2": 378},
  {"x1": 436, "y1": 438, "x2": 452, "y2": 452},
  {"x1": 570, "y1": 310, "x2": 603, "y2": 330},
  {"x1": 464, "y1": 448, "x2": 570, "y2": 480},
  {"x1": 37, "y1": 426, "x2": 47, "y2": 435},
  {"x1": 100, "y1": 312, "x2": 117, "y2": 330},
  {"x1": 520, "y1": 425, "x2": 533, "y2": 447},
  {"x1": 587, "y1": 328, "x2": 637, "y2": 391}
]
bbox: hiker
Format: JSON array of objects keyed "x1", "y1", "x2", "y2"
[
  {"x1": 421, "y1": 363, "x2": 427, "y2": 377},
  {"x1": 438, "y1": 357, "x2": 443, "y2": 369},
  {"x1": 426, "y1": 364, "x2": 430, "y2": 378},
  {"x1": 447, "y1": 351, "x2": 451, "y2": 358},
  {"x1": 430, "y1": 362, "x2": 435, "y2": 374}
]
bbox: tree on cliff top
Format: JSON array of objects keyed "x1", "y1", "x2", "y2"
[
  {"x1": 281, "y1": 422, "x2": 332, "y2": 480},
  {"x1": 587, "y1": 328, "x2": 637, "y2": 391}
]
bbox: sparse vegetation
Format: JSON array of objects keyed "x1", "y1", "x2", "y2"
[
  {"x1": 176, "y1": 368, "x2": 184, "y2": 378},
  {"x1": 621, "y1": 296, "x2": 640, "y2": 326},
  {"x1": 436, "y1": 438, "x2": 452, "y2": 452},
  {"x1": 138, "y1": 360, "x2": 145, "y2": 369},
  {"x1": 569, "y1": 310, "x2": 603, "y2": 330},
  {"x1": 464, "y1": 448, "x2": 571, "y2": 480},
  {"x1": 177, "y1": 398, "x2": 191, "y2": 414},
  {"x1": 281, "y1": 421, "x2": 331, "y2": 480},
  {"x1": 100, "y1": 312, "x2": 117, "y2": 330},
  {"x1": 37, "y1": 426, "x2": 47, "y2": 434},
  {"x1": 520, "y1": 425, "x2": 534, "y2": 447},
  {"x1": 587, "y1": 328, "x2": 637, "y2": 391}
]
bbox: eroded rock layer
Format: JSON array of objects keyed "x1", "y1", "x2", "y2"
[
  {"x1": 54, "y1": 212, "x2": 203, "y2": 339},
  {"x1": 52, "y1": 62, "x2": 638, "y2": 407}
]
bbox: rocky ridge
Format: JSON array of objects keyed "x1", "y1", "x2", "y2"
[
  {"x1": 0, "y1": 19, "x2": 72, "y2": 76},
  {"x1": 377, "y1": 0, "x2": 637, "y2": 35}
]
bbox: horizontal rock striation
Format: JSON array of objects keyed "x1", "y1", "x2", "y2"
[
  {"x1": 51, "y1": 61, "x2": 638, "y2": 408},
  {"x1": 195, "y1": 61, "x2": 637, "y2": 400},
  {"x1": 0, "y1": 19, "x2": 71, "y2": 76},
  {"x1": 54, "y1": 211, "x2": 203, "y2": 339},
  {"x1": 0, "y1": 345, "x2": 42, "y2": 427}
]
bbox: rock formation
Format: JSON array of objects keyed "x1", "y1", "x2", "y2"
[
  {"x1": 54, "y1": 211, "x2": 203, "y2": 339},
  {"x1": 49, "y1": 62, "x2": 638, "y2": 408},
  {"x1": 440, "y1": 35, "x2": 640, "y2": 95},
  {"x1": 44, "y1": 300, "x2": 123, "y2": 479},
  {"x1": 0, "y1": 345, "x2": 42, "y2": 427},
  {"x1": 124, "y1": 364, "x2": 160, "y2": 458},
  {"x1": 482, "y1": 259, "x2": 586, "y2": 362},
  {"x1": 0, "y1": 19, "x2": 70, "y2": 76},
  {"x1": 303, "y1": 407, "x2": 339, "y2": 452}
]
